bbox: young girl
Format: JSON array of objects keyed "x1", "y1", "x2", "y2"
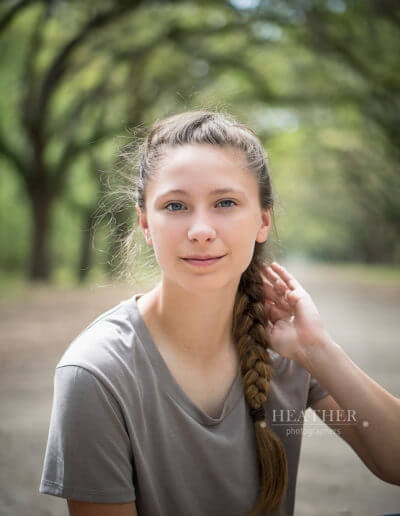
[{"x1": 39, "y1": 110, "x2": 400, "y2": 516}]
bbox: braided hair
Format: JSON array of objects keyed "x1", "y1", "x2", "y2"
[
  {"x1": 233, "y1": 250, "x2": 288, "y2": 515},
  {"x1": 130, "y1": 110, "x2": 288, "y2": 514}
]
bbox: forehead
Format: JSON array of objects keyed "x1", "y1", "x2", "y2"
[
  {"x1": 159, "y1": 144, "x2": 245, "y2": 171},
  {"x1": 147, "y1": 144, "x2": 257, "y2": 196}
]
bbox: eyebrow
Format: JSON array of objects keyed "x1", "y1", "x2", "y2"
[{"x1": 156, "y1": 188, "x2": 246, "y2": 200}]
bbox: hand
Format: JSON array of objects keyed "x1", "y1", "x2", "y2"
[{"x1": 260, "y1": 262, "x2": 332, "y2": 369}]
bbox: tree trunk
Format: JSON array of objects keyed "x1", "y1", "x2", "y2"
[{"x1": 29, "y1": 188, "x2": 53, "y2": 281}]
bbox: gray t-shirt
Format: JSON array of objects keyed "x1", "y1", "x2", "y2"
[{"x1": 39, "y1": 293, "x2": 329, "y2": 516}]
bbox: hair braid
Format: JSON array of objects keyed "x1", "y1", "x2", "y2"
[{"x1": 233, "y1": 246, "x2": 288, "y2": 515}]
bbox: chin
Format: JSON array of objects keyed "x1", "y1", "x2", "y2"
[{"x1": 180, "y1": 273, "x2": 237, "y2": 293}]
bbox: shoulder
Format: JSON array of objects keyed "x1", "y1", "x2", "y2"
[{"x1": 56, "y1": 295, "x2": 142, "y2": 399}]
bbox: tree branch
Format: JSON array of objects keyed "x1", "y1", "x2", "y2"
[
  {"x1": 53, "y1": 121, "x2": 126, "y2": 195},
  {"x1": 20, "y1": 3, "x2": 48, "y2": 132},
  {"x1": 0, "y1": 0, "x2": 41, "y2": 33},
  {"x1": 48, "y1": 30, "x2": 169, "y2": 137},
  {"x1": 36, "y1": 1, "x2": 139, "y2": 126}
]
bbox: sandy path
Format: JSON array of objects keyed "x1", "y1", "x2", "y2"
[{"x1": 0, "y1": 265, "x2": 399, "y2": 515}]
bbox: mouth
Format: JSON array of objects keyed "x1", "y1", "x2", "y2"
[{"x1": 181, "y1": 255, "x2": 227, "y2": 267}]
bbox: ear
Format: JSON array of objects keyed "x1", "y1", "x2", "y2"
[
  {"x1": 256, "y1": 208, "x2": 271, "y2": 243},
  {"x1": 136, "y1": 203, "x2": 153, "y2": 245}
]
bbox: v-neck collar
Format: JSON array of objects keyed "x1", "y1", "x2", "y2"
[{"x1": 127, "y1": 293, "x2": 243, "y2": 426}]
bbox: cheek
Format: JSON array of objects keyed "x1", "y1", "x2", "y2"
[
  {"x1": 230, "y1": 216, "x2": 258, "y2": 260},
  {"x1": 151, "y1": 217, "x2": 179, "y2": 238},
  {"x1": 229, "y1": 232, "x2": 257, "y2": 269},
  {"x1": 221, "y1": 215, "x2": 260, "y2": 268},
  {"x1": 149, "y1": 216, "x2": 181, "y2": 263},
  {"x1": 226, "y1": 210, "x2": 259, "y2": 241}
]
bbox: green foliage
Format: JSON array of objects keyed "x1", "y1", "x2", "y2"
[{"x1": 0, "y1": 0, "x2": 399, "y2": 289}]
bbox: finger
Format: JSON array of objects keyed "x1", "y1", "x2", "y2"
[
  {"x1": 263, "y1": 264, "x2": 292, "y2": 293},
  {"x1": 261, "y1": 276, "x2": 279, "y2": 301},
  {"x1": 262, "y1": 277, "x2": 292, "y2": 310},
  {"x1": 261, "y1": 268, "x2": 293, "y2": 308},
  {"x1": 260, "y1": 271, "x2": 285, "y2": 297},
  {"x1": 270, "y1": 262, "x2": 306, "y2": 293},
  {"x1": 265, "y1": 301, "x2": 292, "y2": 324}
]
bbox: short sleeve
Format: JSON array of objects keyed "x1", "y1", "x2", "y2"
[
  {"x1": 306, "y1": 374, "x2": 329, "y2": 409},
  {"x1": 39, "y1": 365, "x2": 136, "y2": 503}
]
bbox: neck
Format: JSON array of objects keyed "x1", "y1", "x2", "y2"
[{"x1": 139, "y1": 279, "x2": 240, "y2": 367}]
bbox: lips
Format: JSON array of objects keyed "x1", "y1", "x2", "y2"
[
  {"x1": 181, "y1": 255, "x2": 226, "y2": 267},
  {"x1": 183, "y1": 256, "x2": 224, "y2": 260}
]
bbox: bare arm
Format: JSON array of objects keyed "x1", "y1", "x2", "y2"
[
  {"x1": 67, "y1": 500, "x2": 138, "y2": 516},
  {"x1": 311, "y1": 394, "x2": 392, "y2": 482},
  {"x1": 306, "y1": 338, "x2": 400, "y2": 485}
]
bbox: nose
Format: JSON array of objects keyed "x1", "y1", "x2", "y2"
[{"x1": 187, "y1": 222, "x2": 217, "y2": 242}]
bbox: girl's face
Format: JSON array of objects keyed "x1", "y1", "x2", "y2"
[{"x1": 137, "y1": 144, "x2": 271, "y2": 293}]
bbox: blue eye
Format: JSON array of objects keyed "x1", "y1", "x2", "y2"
[
  {"x1": 165, "y1": 202, "x2": 184, "y2": 212},
  {"x1": 163, "y1": 199, "x2": 237, "y2": 212},
  {"x1": 217, "y1": 199, "x2": 237, "y2": 208}
]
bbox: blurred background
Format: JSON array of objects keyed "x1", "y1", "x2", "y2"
[{"x1": 0, "y1": 0, "x2": 399, "y2": 515}]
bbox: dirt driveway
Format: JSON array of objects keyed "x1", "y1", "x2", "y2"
[{"x1": 0, "y1": 264, "x2": 399, "y2": 516}]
